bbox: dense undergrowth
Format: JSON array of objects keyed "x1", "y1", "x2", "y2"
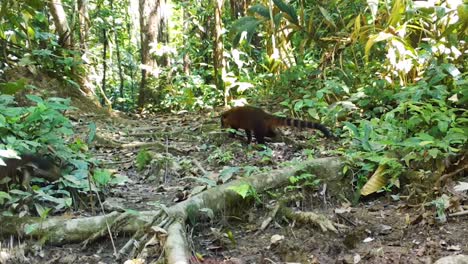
[{"x1": 0, "y1": 87, "x2": 127, "y2": 217}]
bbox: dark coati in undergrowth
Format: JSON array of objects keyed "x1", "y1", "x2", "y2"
[
  {"x1": 0, "y1": 154, "x2": 61, "y2": 189},
  {"x1": 221, "y1": 106, "x2": 334, "y2": 144}
]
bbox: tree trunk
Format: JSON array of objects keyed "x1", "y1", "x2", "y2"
[
  {"x1": 229, "y1": 0, "x2": 251, "y2": 19},
  {"x1": 182, "y1": 4, "x2": 191, "y2": 75},
  {"x1": 76, "y1": 0, "x2": 98, "y2": 97},
  {"x1": 100, "y1": 29, "x2": 112, "y2": 108},
  {"x1": 48, "y1": 0, "x2": 72, "y2": 48},
  {"x1": 77, "y1": 0, "x2": 89, "y2": 52},
  {"x1": 110, "y1": 0, "x2": 125, "y2": 107},
  {"x1": 213, "y1": 0, "x2": 226, "y2": 106},
  {"x1": 138, "y1": 0, "x2": 169, "y2": 108}
]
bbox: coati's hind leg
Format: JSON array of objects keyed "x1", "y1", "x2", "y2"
[{"x1": 265, "y1": 129, "x2": 276, "y2": 138}]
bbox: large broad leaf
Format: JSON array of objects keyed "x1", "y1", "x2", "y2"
[
  {"x1": 318, "y1": 6, "x2": 336, "y2": 28},
  {"x1": 0, "y1": 79, "x2": 27, "y2": 95},
  {"x1": 249, "y1": 4, "x2": 270, "y2": 18},
  {"x1": 364, "y1": 32, "x2": 394, "y2": 60},
  {"x1": 273, "y1": 0, "x2": 298, "y2": 25},
  {"x1": 388, "y1": 0, "x2": 404, "y2": 27},
  {"x1": 361, "y1": 165, "x2": 388, "y2": 196},
  {"x1": 231, "y1": 16, "x2": 262, "y2": 47},
  {"x1": 367, "y1": 0, "x2": 379, "y2": 23}
]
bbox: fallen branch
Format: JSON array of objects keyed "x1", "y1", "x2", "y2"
[{"x1": 120, "y1": 141, "x2": 187, "y2": 155}]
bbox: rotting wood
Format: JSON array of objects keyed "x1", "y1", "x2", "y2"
[{"x1": 165, "y1": 222, "x2": 189, "y2": 264}]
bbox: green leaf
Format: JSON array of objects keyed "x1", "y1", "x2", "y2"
[
  {"x1": 428, "y1": 148, "x2": 440, "y2": 159},
  {"x1": 231, "y1": 16, "x2": 262, "y2": 46},
  {"x1": 220, "y1": 166, "x2": 240, "y2": 183},
  {"x1": 0, "y1": 79, "x2": 27, "y2": 95},
  {"x1": 343, "y1": 122, "x2": 359, "y2": 137},
  {"x1": 273, "y1": 0, "x2": 298, "y2": 25},
  {"x1": 228, "y1": 183, "x2": 251, "y2": 199},
  {"x1": 25, "y1": 94, "x2": 44, "y2": 104},
  {"x1": 437, "y1": 121, "x2": 449, "y2": 133},
  {"x1": 441, "y1": 63, "x2": 461, "y2": 77},
  {"x1": 24, "y1": 223, "x2": 39, "y2": 235},
  {"x1": 365, "y1": 32, "x2": 394, "y2": 60},
  {"x1": 35, "y1": 203, "x2": 51, "y2": 219},
  {"x1": 0, "y1": 191, "x2": 11, "y2": 204},
  {"x1": 318, "y1": 6, "x2": 336, "y2": 28},
  {"x1": 109, "y1": 174, "x2": 130, "y2": 186},
  {"x1": 388, "y1": 0, "x2": 404, "y2": 27},
  {"x1": 248, "y1": 4, "x2": 269, "y2": 18},
  {"x1": 93, "y1": 169, "x2": 112, "y2": 187}
]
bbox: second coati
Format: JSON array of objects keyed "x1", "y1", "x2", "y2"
[
  {"x1": 0, "y1": 154, "x2": 61, "y2": 189},
  {"x1": 221, "y1": 106, "x2": 334, "y2": 144}
]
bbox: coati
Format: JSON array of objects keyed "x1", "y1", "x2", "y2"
[
  {"x1": 221, "y1": 106, "x2": 334, "y2": 144},
  {"x1": 0, "y1": 154, "x2": 61, "y2": 189}
]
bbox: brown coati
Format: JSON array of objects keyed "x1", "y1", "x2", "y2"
[
  {"x1": 220, "y1": 106, "x2": 334, "y2": 144},
  {"x1": 0, "y1": 154, "x2": 61, "y2": 189}
]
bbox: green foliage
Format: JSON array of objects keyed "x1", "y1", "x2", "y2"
[
  {"x1": 258, "y1": 147, "x2": 273, "y2": 163},
  {"x1": 228, "y1": 182, "x2": 260, "y2": 203},
  {"x1": 431, "y1": 194, "x2": 450, "y2": 223},
  {"x1": 287, "y1": 173, "x2": 320, "y2": 191},
  {"x1": 219, "y1": 166, "x2": 240, "y2": 183},
  {"x1": 93, "y1": 169, "x2": 113, "y2": 187},
  {"x1": 0, "y1": 92, "x2": 108, "y2": 215},
  {"x1": 0, "y1": 0, "x2": 84, "y2": 86},
  {"x1": 157, "y1": 72, "x2": 224, "y2": 111},
  {"x1": 0, "y1": 94, "x2": 73, "y2": 150},
  {"x1": 136, "y1": 149, "x2": 152, "y2": 171},
  {"x1": 208, "y1": 147, "x2": 234, "y2": 165}
]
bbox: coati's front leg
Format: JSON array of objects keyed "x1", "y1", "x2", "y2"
[
  {"x1": 254, "y1": 131, "x2": 266, "y2": 144},
  {"x1": 228, "y1": 127, "x2": 238, "y2": 138},
  {"x1": 265, "y1": 129, "x2": 276, "y2": 138},
  {"x1": 245, "y1": 129, "x2": 252, "y2": 144}
]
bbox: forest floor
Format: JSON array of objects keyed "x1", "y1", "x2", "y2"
[{"x1": 7, "y1": 109, "x2": 468, "y2": 264}]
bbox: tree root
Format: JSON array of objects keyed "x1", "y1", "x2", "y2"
[{"x1": 0, "y1": 157, "x2": 343, "y2": 263}]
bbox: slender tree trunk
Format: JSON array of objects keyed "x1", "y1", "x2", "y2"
[
  {"x1": 48, "y1": 0, "x2": 72, "y2": 48},
  {"x1": 49, "y1": 0, "x2": 97, "y2": 97},
  {"x1": 77, "y1": 0, "x2": 89, "y2": 52},
  {"x1": 110, "y1": 0, "x2": 125, "y2": 106},
  {"x1": 128, "y1": 0, "x2": 140, "y2": 107},
  {"x1": 229, "y1": 0, "x2": 250, "y2": 19},
  {"x1": 157, "y1": 0, "x2": 170, "y2": 67},
  {"x1": 213, "y1": 0, "x2": 226, "y2": 106},
  {"x1": 138, "y1": 0, "x2": 159, "y2": 107},
  {"x1": 100, "y1": 29, "x2": 112, "y2": 107},
  {"x1": 137, "y1": 0, "x2": 169, "y2": 108},
  {"x1": 76, "y1": 0, "x2": 97, "y2": 97},
  {"x1": 182, "y1": 4, "x2": 191, "y2": 75}
]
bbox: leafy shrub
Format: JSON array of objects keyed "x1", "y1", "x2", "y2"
[{"x1": 0, "y1": 91, "x2": 114, "y2": 216}]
